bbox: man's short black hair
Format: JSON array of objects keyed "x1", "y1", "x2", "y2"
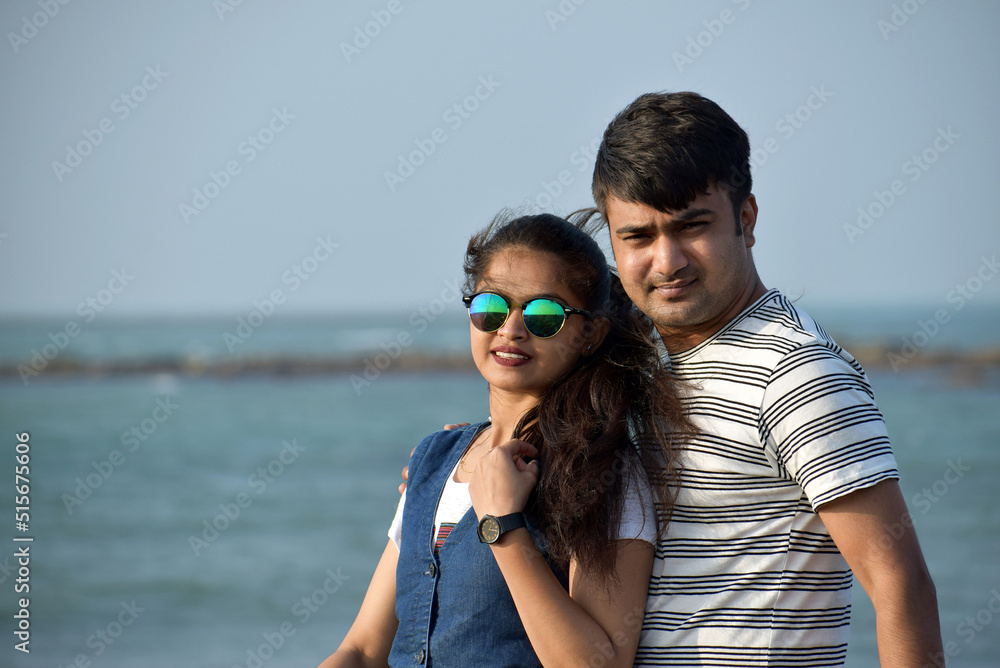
[{"x1": 592, "y1": 91, "x2": 752, "y2": 231}]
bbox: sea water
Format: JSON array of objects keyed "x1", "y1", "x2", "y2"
[{"x1": 0, "y1": 311, "x2": 997, "y2": 667}]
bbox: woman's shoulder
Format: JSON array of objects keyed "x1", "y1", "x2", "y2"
[
  {"x1": 416, "y1": 420, "x2": 489, "y2": 449},
  {"x1": 409, "y1": 420, "x2": 489, "y2": 470}
]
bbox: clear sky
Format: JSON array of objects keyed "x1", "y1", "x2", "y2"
[{"x1": 2, "y1": 0, "x2": 998, "y2": 317}]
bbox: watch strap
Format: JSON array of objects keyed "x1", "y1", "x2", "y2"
[{"x1": 495, "y1": 512, "x2": 526, "y2": 535}]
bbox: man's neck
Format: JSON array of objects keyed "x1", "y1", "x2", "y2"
[{"x1": 658, "y1": 276, "x2": 769, "y2": 355}]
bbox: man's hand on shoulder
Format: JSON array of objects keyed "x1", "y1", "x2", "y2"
[{"x1": 398, "y1": 423, "x2": 471, "y2": 494}]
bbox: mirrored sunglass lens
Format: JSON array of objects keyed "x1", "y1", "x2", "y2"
[
  {"x1": 469, "y1": 293, "x2": 508, "y2": 331},
  {"x1": 523, "y1": 299, "x2": 566, "y2": 337}
]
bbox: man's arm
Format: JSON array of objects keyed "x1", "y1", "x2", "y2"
[
  {"x1": 762, "y1": 342, "x2": 943, "y2": 665},
  {"x1": 818, "y1": 479, "x2": 942, "y2": 667}
]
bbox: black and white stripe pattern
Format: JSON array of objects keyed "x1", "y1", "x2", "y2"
[{"x1": 637, "y1": 290, "x2": 898, "y2": 667}]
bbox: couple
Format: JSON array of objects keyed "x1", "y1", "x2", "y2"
[{"x1": 320, "y1": 92, "x2": 942, "y2": 667}]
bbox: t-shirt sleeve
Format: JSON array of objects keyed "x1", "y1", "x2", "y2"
[
  {"x1": 615, "y1": 462, "x2": 658, "y2": 544},
  {"x1": 387, "y1": 487, "x2": 406, "y2": 550},
  {"x1": 760, "y1": 343, "x2": 900, "y2": 510}
]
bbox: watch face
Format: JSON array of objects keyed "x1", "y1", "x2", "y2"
[{"x1": 479, "y1": 517, "x2": 500, "y2": 543}]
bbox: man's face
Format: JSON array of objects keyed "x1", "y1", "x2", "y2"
[{"x1": 606, "y1": 184, "x2": 759, "y2": 343}]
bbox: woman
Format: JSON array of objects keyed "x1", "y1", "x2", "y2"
[{"x1": 318, "y1": 211, "x2": 690, "y2": 667}]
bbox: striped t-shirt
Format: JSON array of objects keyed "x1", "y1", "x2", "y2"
[{"x1": 636, "y1": 290, "x2": 899, "y2": 667}]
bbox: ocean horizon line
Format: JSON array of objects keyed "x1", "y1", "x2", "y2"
[
  {"x1": 1, "y1": 299, "x2": 999, "y2": 322},
  {"x1": 3, "y1": 346, "x2": 998, "y2": 383}
]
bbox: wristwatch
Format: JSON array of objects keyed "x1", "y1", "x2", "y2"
[{"x1": 477, "y1": 513, "x2": 526, "y2": 544}]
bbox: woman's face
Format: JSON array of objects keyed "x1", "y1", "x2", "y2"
[{"x1": 469, "y1": 246, "x2": 596, "y2": 400}]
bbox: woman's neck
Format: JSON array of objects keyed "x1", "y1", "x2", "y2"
[{"x1": 485, "y1": 388, "x2": 541, "y2": 447}]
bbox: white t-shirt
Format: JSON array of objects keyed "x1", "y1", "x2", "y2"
[
  {"x1": 389, "y1": 454, "x2": 658, "y2": 552},
  {"x1": 635, "y1": 290, "x2": 900, "y2": 668}
]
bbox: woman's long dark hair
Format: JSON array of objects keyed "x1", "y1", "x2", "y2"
[{"x1": 464, "y1": 209, "x2": 693, "y2": 586}]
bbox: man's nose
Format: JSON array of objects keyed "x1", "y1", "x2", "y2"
[{"x1": 650, "y1": 235, "x2": 688, "y2": 278}]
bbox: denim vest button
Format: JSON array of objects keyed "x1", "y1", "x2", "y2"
[
  {"x1": 415, "y1": 648, "x2": 426, "y2": 663},
  {"x1": 427, "y1": 561, "x2": 436, "y2": 577}
]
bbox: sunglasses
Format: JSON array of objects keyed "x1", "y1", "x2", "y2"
[{"x1": 462, "y1": 291, "x2": 591, "y2": 339}]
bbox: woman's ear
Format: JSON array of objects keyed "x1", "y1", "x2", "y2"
[{"x1": 584, "y1": 316, "x2": 611, "y2": 356}]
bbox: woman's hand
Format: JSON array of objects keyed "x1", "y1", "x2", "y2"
[{"x1": 469, "y1": 439, "x2": 539, "y2": 518}]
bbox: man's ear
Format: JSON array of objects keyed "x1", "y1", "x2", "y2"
[{"x1": 741, "y1": 194, "x2": 759, "y2": 248}]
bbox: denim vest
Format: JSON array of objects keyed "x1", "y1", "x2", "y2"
[{"x1": 389, "y1": 423, "x2": 564, "y2": 667}]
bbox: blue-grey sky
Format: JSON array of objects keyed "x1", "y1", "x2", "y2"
[{"x1": 2, "y1": 0, "x2": 998, "y2": 317}]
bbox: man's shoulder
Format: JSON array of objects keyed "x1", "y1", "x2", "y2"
[
  {"x1": 675, "y1": 291, "x2": 827, "y2": 359},
  {"x1": 734, "y1": 290, "x2": 831, "y2": 344},
  {"x1": 674, "y1": 290, "x2": 864, "y2": 382},
  {"x1": 720, "y1": 291, "x2": 853, "y2": 359}
]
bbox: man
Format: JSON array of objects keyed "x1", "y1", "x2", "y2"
[{"x1": 591, "y1": 91, "x2": 941, "y2": 667}]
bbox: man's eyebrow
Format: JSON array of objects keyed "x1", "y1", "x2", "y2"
[
  {"x1": 669, "y1": 207, "x2": 713, "y2": 223},
  {"x1": 614, "y1": 223, "x2": 654, "y2": 236},
  {"x1": 614, "y1": 207, "x2": 715, "y2": 235}
]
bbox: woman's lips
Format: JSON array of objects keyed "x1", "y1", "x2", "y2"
[{"x1": 491, "y1": 347, "x2": 531, "y2": 367}]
